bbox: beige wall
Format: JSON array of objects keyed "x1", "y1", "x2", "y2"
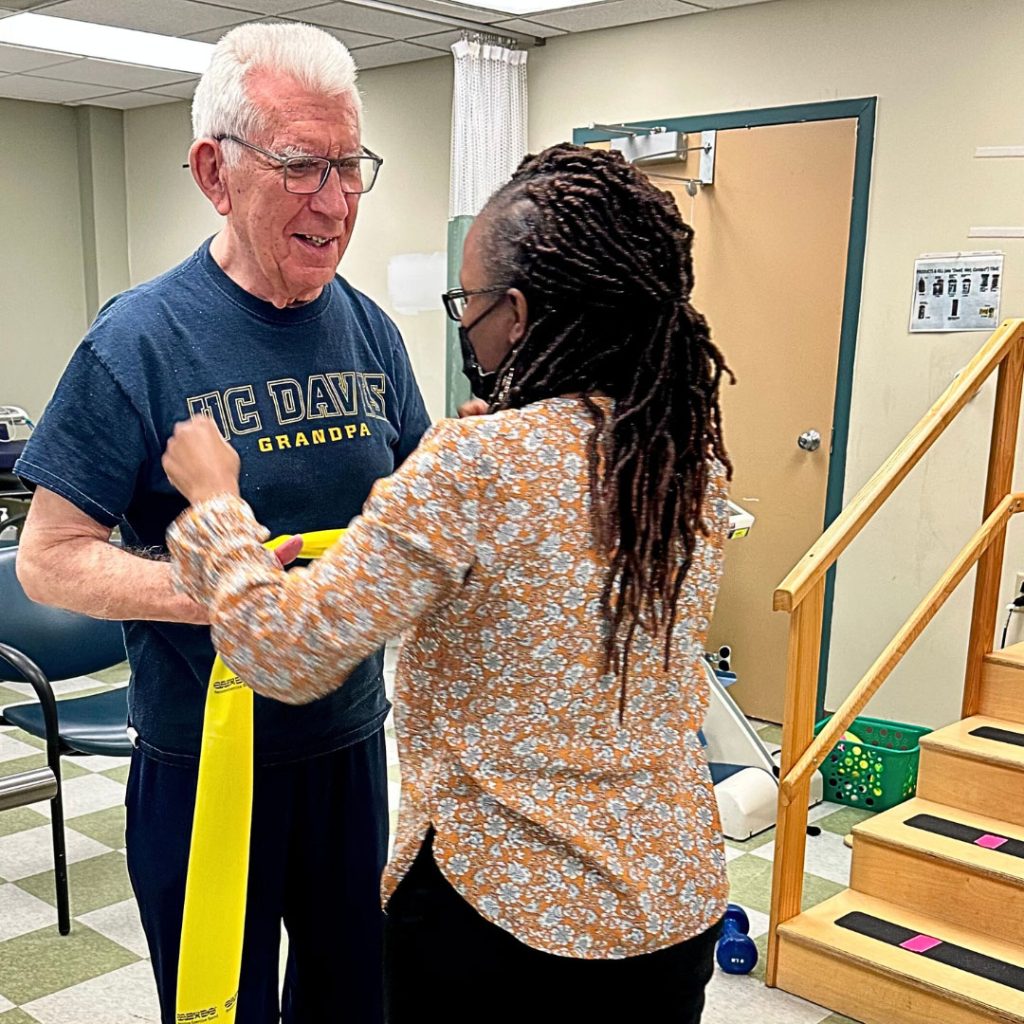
[
  {"x1": 122, "y1": 101, "x2": 221, "y2": 288},
  {"x1": 0, "y1": 98, "x2": 90, "y2": 420},
  {"x1": 76, "y1": 105, "x2": 130, "y2": 321},
  {"x1": 522, "y1": 0, "x2": 1024, "y2": 727},
  {"x1": 342, "y1": 56, "x2": 452, "y2": 419},
  {"x1": 107, "y1": 0, "x2": 1024, "y2": 726},
  {"x1": 122, "y1": 54, "x2": 453, "y2": 419}
]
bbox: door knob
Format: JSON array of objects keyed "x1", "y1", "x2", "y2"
[{"x1": 798, "y1": 430, "x2": 821, "y2": 452}]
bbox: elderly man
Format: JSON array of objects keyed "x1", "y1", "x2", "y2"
[{"x1": 15, "y1": 22, "x2": 428, "y2": 1024}]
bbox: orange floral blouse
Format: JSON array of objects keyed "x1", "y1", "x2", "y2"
[{"x1": 168, "y1": 396, "x2": 730, "y2": 959}]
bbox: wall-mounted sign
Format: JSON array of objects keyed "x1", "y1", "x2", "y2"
[{"x1": 909, "y1": 252, "x2": 1003, "y2": 333}]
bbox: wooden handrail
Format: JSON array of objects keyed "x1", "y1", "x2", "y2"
[
  {"x1": 774, "y1": 318, "x2": 1024, "y2": 614},
  {"x1": 778, "y1": 493, "x2": 1024, "y2": 803},
  {"x1": 767, "y1": 320, "x2": 1024, "y2": 990}
]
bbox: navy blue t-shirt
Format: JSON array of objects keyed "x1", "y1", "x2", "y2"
[{"x1": 16, "y1": 239, "x2": 430, "y2": 764}]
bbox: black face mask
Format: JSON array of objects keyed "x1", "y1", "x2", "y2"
[{"x1": 458, "y1": 295, "x2": 509, "y2": 401}]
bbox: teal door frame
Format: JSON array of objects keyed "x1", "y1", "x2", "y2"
[{"x1": 573, "y1": 97, "x2": 877, "y2": 717}]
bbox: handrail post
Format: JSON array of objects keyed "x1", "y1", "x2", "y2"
[
  {"x1": 963, "y1": 330, "x2": 1024, "y2": 716},
  {"x1": 766, "y1": 578, "x2": 825, "y2": 987}
]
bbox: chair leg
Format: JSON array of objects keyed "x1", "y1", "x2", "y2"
[{"x1": 50, "y1": 788, "x2": 71, "y2": 935}]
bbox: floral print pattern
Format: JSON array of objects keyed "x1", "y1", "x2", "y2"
[{"x1": 169, "y1": 396, "x2": 729, "y2": 958}]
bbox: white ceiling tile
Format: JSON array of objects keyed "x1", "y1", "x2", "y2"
[
  {"x1": 690, "y1": 0, "x2": 774, "y2": 7},
  {"x1": 30, "y1": 56, "x2": 191, "y2": 88},
  {"x1": 43, "y1": 0, "x2": 246, "y2": 35},
  {"x1": 79, "y1": 89, "x2": 180, "y2": 108},
  {"x1": 146, "y1": 78, "x2": 199, "y2": 98},
  {"x1": 296, "y1": 22, "x2": 390, "y2": 49},
  {"x1": 492, "y1": 17, "x2": 565, "y2": 37},
  {"x1": 536, "y1": 0, "x2": 700, "y2": 32},
  {"x1": 0, "y1": 71, "x2": 113, "y2": 102},
  {"x1": 349, "y1": 39, "x2": 441, "y2": 68},
  {"x1": 190, "y1": 0, "x2": 316, "y2": 11},
  {"x1": 405, "y1": 27, "x2": 462, "y2": 50},
  {"x1": 184, "y1": 14, "x2": 295, "y2": 42},
  {"x1": 380, "y1": 0, "x2": 504, "y2": 25},
  {"x1": 289, "y1": 2, "x2": 442, "y2": 41},
  {"x1": 181, "y1": 22, "x2": 248, "y2": 42},
  {"x1": 184, "y1": 13, "x2": 385, "y2": 49},
  {"x1": 0, "y1": 43, "x2": 77, "y2": 72}
]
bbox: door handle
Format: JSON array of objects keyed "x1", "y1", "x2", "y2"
[{"x1": 798, "y1": 430, "x2": 821, "y2": 452}]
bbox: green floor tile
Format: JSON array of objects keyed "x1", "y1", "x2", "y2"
[
  {"x1": 755, "y1": 723, "x2": 783, "y2": 746},
  {"x1": 101, "y1": 764, "x2": 131, "y2": 784},
  {"x1": 815, "y1": 805, "x2": 877, "y2": 836},
  {"x1": 54, "y1": 686, "x2": 109, "y2": 701},
  {"x1": 387, "y1": 763, "x2": 401, "y2": 783},
  {"x1": 728, "y1": 855, "x2": 844, "y2": 916},
  {"x1": 0, "y1": 1009, "x2": 42, "y2": 1024},
  {"x1": 0, "y1": 806, "x2": 47, "y2": 838},
  {"x1": 750, "y1": 932, "x2": 769, "y2": 982},
  {"x1": 18, "y1": 852, "x2": 134, "y2": 916},
  {"x1": 67, "y1": 805, "x2": 126, "y2": 850},
  {"x1": 0, "y1": 686, "x2": 32, "y2": 708},
  {"x1": 727, "y1": 854, "x2": 775, "y2": 915},
  {"x1": 2, "y1": 730, "x2": 45, "y2": 752},
  {"x1": 85, "y1": 664, "x2": 130, "y2": 685},
  {"x1": 725, "y1": 825, "x2": 776, "y2": 852},
  {"x1": 0, "y1": 754, "x2": 89, "y2": 782},
  {"x1": 0, "y1": 924, "x2": 137, "y2": 1004},
  {"x1": 802, "y1": 871, "x2": 846, "y2": 910}
]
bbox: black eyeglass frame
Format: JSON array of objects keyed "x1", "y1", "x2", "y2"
[
  {"x1": 214, "y1": 134, "x2": 384, "y2": 195},
  {"x1": 442, "y1": 286, "x2": 509, "y2": 322}
]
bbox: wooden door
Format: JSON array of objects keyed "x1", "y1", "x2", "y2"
[{"x1": 636, "y1": 119, "x2": 857, "y2": 721}]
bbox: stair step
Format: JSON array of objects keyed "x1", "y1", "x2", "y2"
[
  {"x1": 776, "y1": 889, "x2": 1024, "y2": 1023},
  {"x1": 981, "y1": 645, "x2": 1024, "y2": 723},
  {"x1": 851, "y1": 797, "x2": 1024, "y2": 945},
  {"x1": 917, "y1": 716, "x2": 1024, "y2": 827}
]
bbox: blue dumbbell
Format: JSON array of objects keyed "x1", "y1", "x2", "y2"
[{"x1": 716, "y1": 903, "x2": 758, "y2": 975}]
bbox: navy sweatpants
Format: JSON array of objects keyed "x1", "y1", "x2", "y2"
[{"x1": 125, "y1": 729, "x2": 388, "y2": 1024}]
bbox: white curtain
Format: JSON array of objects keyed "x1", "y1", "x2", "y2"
[{"x1": 449, "y1": 38, "x2": 528, "y2": 219}]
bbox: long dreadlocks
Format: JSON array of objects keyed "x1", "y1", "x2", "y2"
[{"x1": 476, "y1": 143, "x2": 733, "y2": 716}]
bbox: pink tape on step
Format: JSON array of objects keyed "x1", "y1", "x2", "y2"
[
  {"x1": 975, "y1": 834, "x2": 1009, "y2": 850},
  {"x1": 901, "y1": 935, "x2": 942, "y2": 953}
]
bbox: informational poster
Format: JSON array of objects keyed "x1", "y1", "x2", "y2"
[{"x1": 909, "y1": 252, "x2": 1004, "y2": 332}]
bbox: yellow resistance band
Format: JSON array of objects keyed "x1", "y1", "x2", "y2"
[{"x1": 176, "y1": 529, "x2": 345, "y2": 1024}]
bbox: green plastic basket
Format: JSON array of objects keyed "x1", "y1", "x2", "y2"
[{"x1": 813, "y1": 715, "x2": 932, "y2": 811}]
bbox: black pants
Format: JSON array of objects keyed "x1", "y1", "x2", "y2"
[
  {"x1": 384, "y1": 833, "x2": 721, "y2": 1024},
  {"x1": 126, "y1": 731, "x2": 389, "y2": 1024}
]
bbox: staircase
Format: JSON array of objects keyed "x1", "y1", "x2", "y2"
[{"x1": 775, "y1": 643, "x2": 1024, "y2": 1023}]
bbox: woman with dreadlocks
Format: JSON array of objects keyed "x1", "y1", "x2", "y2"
[{"x1": 163, "y1": 143, "x2": 733, "y2": 1022}]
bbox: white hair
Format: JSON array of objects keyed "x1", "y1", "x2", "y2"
[{"x1": 191, "y1": 22, "x2": 362, "y2": 163}]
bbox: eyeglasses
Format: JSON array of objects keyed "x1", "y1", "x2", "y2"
[
  {"x1": 215, "y1": 135, "x2": 383, "y2": 195},
  {"x1": 442, "y1": 286, "x2": 508, "y2": 321}
]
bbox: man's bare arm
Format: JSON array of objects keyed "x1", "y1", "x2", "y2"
[{"x1": 16, "y1": 488, "x2": 207, "y2": 624}]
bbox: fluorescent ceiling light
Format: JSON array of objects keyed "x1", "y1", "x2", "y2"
[
  {"x1": 0, "y1": 13, "x2": 214, "y2": 73},
  {"x1": 455, "y1": 0, "x2": 599, "y2": 13}
]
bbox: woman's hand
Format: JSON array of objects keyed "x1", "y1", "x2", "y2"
[
  {"x1": 457, "y1": 399, "x2": 488, "y2": 418},
  {"x1": 162, "y1": 416, "x2": 241, "y2": 505}
]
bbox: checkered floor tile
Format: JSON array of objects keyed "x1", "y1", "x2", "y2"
[{"x1": 0, "y1": 663, "x2": 858, "y2": 1024}]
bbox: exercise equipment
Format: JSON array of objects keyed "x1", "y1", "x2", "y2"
[
  {"x1": 701, "y1": 501, "x2": 823, "y2": 840},
  {"x1": 702, "y1": 661, "x2": 824, "y2": 840},
  {"x1": 716, "y1": 903, "x2": 758, "y2": 974},
  {"x1": 177, "y1": 529, "x2": 344, "y2": 1024}
]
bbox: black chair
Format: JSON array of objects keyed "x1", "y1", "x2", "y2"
[{"x1": 0, "y1": 546, "x2": 129, "y2": 933}]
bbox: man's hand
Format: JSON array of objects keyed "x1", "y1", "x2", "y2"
[
  {"x1": 457, "y1": 399, "x2": 488, "y2": 418},
  {"x1": 163, "y1": 417, "x2": 241, "y2": 505}
]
